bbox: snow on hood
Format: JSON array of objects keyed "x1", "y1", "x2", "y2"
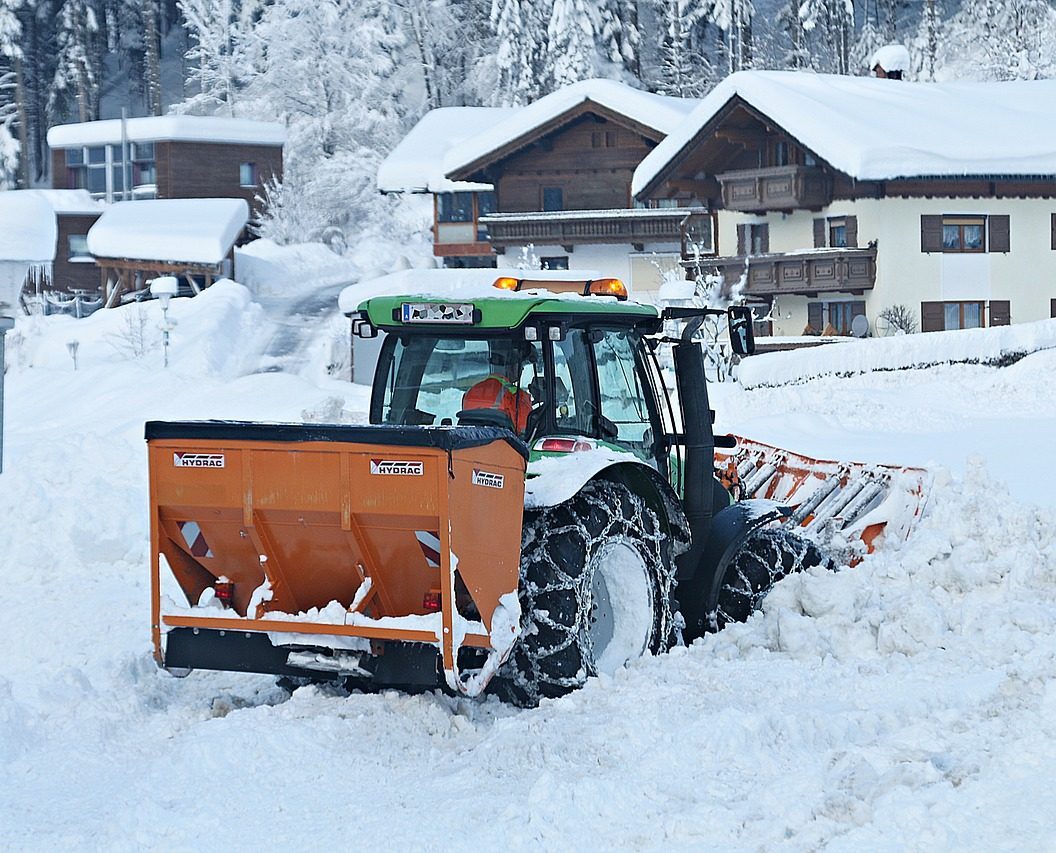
[
  {"x1": 633, "y1": 70, "x2": 1056, "y2": 195},
  {"x1": 87, "y1": 198, "x2": 249, "y2": 265},
  {"x1": 337, "y1": 266, "x2": 605, "y2": 314},
  {"x1": 445, "y1": 79, "x2": 698, "y2": 180}
]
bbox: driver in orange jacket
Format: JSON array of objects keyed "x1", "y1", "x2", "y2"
[{"x1": 462, "y1": 373, "x2": 532, "y2": 434}]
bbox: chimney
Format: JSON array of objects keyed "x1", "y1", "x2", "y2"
[{"x1": 870, "y1": 44, "x2": 910, "y2": 80}]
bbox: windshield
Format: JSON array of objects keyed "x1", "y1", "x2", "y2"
[{"x1": 377, "y1": 334, "x2": 543, "y2": 432}]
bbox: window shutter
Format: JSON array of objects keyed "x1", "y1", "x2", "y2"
[
  {"x1": 813, "y1": 218, "x2": 826, "y2": 248},
  {"x1": 845, "y1": 215, "x2": 858, "y2": 248},
  {"x1": 737, "y1": 224, "x2": 747, "y2": 256},
  {"x1": 759, "y1": 223, "x2": 770, "y2": 254},
  {"x1": 920, "y1": 215, "x2": 943, "y2": 252},
  {"x1": 851, "y1": 300, "x2": 866, "y2": 322},
  {"x1": 807, "y1": 302, "x2": 824, "y2": 333},
  {"x1": 921, "y1": 301, "x2": 945, "y2": 332},
  {"x1": 1051, "y1": 298, "x2": 1056, "y2": 318},
  {"x1": 1051, "y1": 214, "x2": 1056, "y2": 250},
  {"x1": 989, "y1": 300, "x2": 1011, "y2": 326},
  {"x1": 988, "y1": 215, "x2": 1010, "y2": 253}
]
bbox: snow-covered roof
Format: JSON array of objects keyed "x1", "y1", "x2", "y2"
[
  {"x1": 0, "y1": 192, "x2": 58, "y2": 262},
  {"x1": 444, "y1": 79, "x2": 699, "y2": 180},
  {"x1": 87, "y1": 198, "x2": 249, "y2": 265},
  {"x1": 871, "y1": 44, "x2": 911, "y2": 73},
  {"x1": 632, "y1": 70, "x2": 1056, "y2": 195},
  {"x1": 377, "y1": 107, "x2": 515, "y2": 193},
  {"x1": 47, "y1": 115, "x2": 286, "y2": 148},
  {"x1": 17, "y1": 189, "x2": 104, "y2": 216}
]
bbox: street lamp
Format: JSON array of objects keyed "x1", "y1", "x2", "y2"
[
  {"x1": 150, "y1": 276, "x2": 179, "y2": 368},
  {"x1": 0, "y1": 315, "x2": 14, "y2": 474}
]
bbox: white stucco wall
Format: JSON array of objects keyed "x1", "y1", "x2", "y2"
[
  {"x1": 518, "y1": 242, "x2": 680, "y2": 303},
  {"x1": 719, "y1": 197, "x2": 1056, "y2": 335}
]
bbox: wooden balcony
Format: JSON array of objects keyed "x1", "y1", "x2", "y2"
[
  {"x1": 716, "y1": 165, "x2": 832, "y2": 212},
  {"x1": 683, "y1": 246, "x2": 877, "y2": 297},
  {"x1": 481, "y1": 208, "x2": 711, "y2": 252}
]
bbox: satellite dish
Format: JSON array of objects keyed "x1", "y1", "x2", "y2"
[
  {"x1": 874, "y1": 314, "x2": 892, "y2": 337},
  {"x1": 851, "y1": 313, "x2": 870, "y2": 338}
]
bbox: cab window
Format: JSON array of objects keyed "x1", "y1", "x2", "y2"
[{"x1": 592, "y1": 328, "x2": 655, "y2": 459}]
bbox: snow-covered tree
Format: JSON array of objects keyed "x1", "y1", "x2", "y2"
[
  {"x1": 699, "y1": 0, "x2": 755, "y2": 73},
  {"x1": 799, "y1": 0, "x2": 854, "y2": 73},
  {"x1": 0, "y1": 0, "x2": 25, "y2": 186},
  {"x1": 912, "y1": 0, "x2": 941, "y2": 80},
  {"x1": 938, "y1": 0, "x2": 1056, "y2": 80},
  {"x1": 178, "y1": 0, "x2": 247, "y2": 115},
  {"x1": 546, "y1": 0, "x2": 602, "y2": 86},
  {"x1": 52, "y1": 0, "x2": 103, "y2": 122},
  {"x1": 654, "y1": 0, "x2": 715, "y2": 96},
  {"x1": 490, "y1": 0, "x2": 548, "y2": 104}
]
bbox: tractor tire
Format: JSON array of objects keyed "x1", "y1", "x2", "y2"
[
  {"x1": 711, "y1": 526, "x2": 833, "y2": 630},
  {"x1": 491, "y1": 479, "x2": 677, "y2": 707}
]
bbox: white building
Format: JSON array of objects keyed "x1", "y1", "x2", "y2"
[{"x1": 632, "y1": 70, "x2": 1056, "y2": 334}]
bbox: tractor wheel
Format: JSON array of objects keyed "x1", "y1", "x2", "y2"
[
  {"x1": 492, "y1": 480, "x2": 677, "y2": 707},
  {"x1": 711, "y1": 526, "x2": 833, "y2": 630}
]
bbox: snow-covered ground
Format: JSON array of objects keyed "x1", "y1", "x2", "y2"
[{"x1": 2, "y1": 283, "x2": 1055, "y2": 849}]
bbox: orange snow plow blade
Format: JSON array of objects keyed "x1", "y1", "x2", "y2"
[
  {"x1": 146, "y1": 421, "x2": 527, "y2": 697},
  {"x1": 715, "y1": 436, "x2": 930, "y2": 559}
]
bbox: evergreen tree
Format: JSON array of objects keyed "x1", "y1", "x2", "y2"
[
  {"x1": 799, "y1": 0, "x2": 854, "y2": 73},
  {"x1": 52, "y1": 0, "x2": 104, "y2": 122},
  {"x1": 490, "y1": 0, "x2": 548, "y2": 104},
  {"x1": 547, "y1": 0, "x2": 602, "y2": 86}
]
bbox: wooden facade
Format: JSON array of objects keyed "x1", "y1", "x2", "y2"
[
  {"x1": 51, "y1": 140, "x2": 282, "y2": 217},
  {"x1": 53, "y1": 213, "x2": 102, "y2": 293},
  {"x1": 96, "y1": 252, "x2": 235, "y2": 308},
  {"x1": 445, "y1": 102, "x2": 676, "y2": 248}
]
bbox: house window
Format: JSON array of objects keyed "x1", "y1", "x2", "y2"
[
  {"x1": 132, "y1": 142, "x2": 156, "y2": 193},
  {"x1": 944, "y1": 301, "x2": 983, "y2": 329},
  {"x1": 239, "y1": 162, "x2": 257, "y2": 188},
  {"x1": 540, "y1": 256, "x2": 568, "y2": 270},
  {"x1": 542, "y1": 187, "x2": 564, "y2": 212},
  {"x1": 65, "y1": 143, "x2": 156, "y2": 201},
  {"x1": 829, "y1": 218, "x2": 847, "y2": 248},
  {"x1": 437, "y1": 192, "x2": 474, "y2": 223},
  {"x1": 591, "y1": 132, "x2": 602, "y2": 148},
  {"x1": 605, "y1": 131, "x2": 617, "y2": 147},
  {"x1": 814, "y1": 215, "x2": 857, "y2": 249},
  {"x1": 475, "y1": 191, "x2": 497, "y2": 240},
  {"x1": 773, "y1": 141, "x2": 789, "y2": 167},
  {"x1": 807, "y1": 300, "x2": 866, "y2": 336},
  {"x1": 942, "y1": 217, "x2": 985, "y2": 252},
  {"x1": 68, "y1": 234, "x2": 91, "y2": 261}
]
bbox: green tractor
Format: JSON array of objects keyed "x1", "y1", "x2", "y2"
[{"x1": 349, "y1": 277, "x2": 831, "y2": 704}]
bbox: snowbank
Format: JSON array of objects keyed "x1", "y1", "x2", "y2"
[
  {"x1": 87, "y1": 198, "x2": 249, "y2": 265},
  {"x1": 737, "y1": 319, "x2": 1056, "y2": 388},
  {"x1": 633, "y1": 71, "x2": 1056, "y2": 194},
  {"x1": 235, "y1": 238, "x2": 361, "y2": 298}
]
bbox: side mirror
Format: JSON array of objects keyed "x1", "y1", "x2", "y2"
[
  {"x1": 727, "y1": 305, "x2": 756, "y2": 356},
  {"x1": 351, "y1": 315, "x2": 378, "y2": 339}
]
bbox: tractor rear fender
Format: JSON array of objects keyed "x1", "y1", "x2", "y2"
[
  {"x1": 678, "y1": 499, "x2": 790, "y2": 638},
  {"x1": 525, "y1": 451, "x2": 690, "y2": 551}
]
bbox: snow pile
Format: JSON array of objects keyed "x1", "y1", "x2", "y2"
[
  {"x1": 11, "y1": 189, "x2": 103, "y2": 216},
  {"x1": 737, "y1": 318, "x2": 1056, "y2": 388},
  {"x1": 633, "y1": 71, "x2": 1056, "y2": 194},
  {"x1": 87, "y1": 198, "x2": 249, "y2": 265},
  {"x1": 8, "y1": 280, "x2": 268, "y2": 379},
  {"x1": 235, "y1": 238, "x2": 362, "y2": 297}
]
